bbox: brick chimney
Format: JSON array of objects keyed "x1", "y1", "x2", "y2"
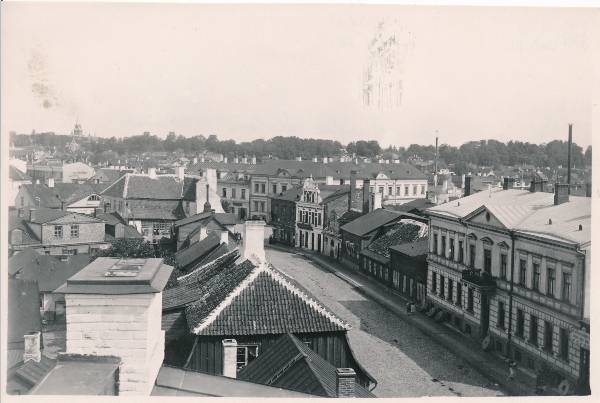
[
  {"x1": 362, "y1": 179, "x2": 370, "y2": 213},
  {"x1": 47, "y1": 178, "x2": 55, "y2": 188},
  {"x1": 349, "y1": 170, "x2": 357, "y2": 211},
  {"x1": 56, "y1": 258, "x2": 173, "y2": 396},
  {"x1": 148, "y1": 168, "x2": 157, "y2": 178},
  {"x1": 503, "y1": 177, "x2": 515, "y2": 190},
  {"x1": 23, "y1": 331, "x2": 42, "y2": 363},
  {"x1": 175, "y1": 166, "x2": 185, "y2": 181},
  {"x1": 242, "y1": 156, "x2": 248, "y2": 164},
  {"x1": 336, "y1": 368, "x2": 356, "y2": 398},
  {"x1": 222, "y1": 339, "x2": 238, "y2": 378},
  {"x1": 240, "y1": 220, "x2": 265, "y2": 264},
  {"x1": 220, "y1": 230, "x2": 229, "y2": 245},
  {"x1": 370, "y1": 192, "x2": 382, "y2": 211},
  {"x1": 464, "y1": 175, "x2": 472, "y2": 197},
  {"x1": 223, "y1": 156, "x2": 228, "y2": 164},
  {"x1": 554, "y1": 183, "x2": 570, "y2": 205}
]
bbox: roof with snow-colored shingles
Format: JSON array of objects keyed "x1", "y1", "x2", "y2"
[
  {"x1": 426, "y1": 188, "x2": 591, "y2": 245},
  {"x1": 101, "y1": 173, "x2": 198, "y2": 200}
]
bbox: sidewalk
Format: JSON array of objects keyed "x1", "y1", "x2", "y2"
[{"x1": 267, "y1": 243, "x2": 538, "y2": 396}]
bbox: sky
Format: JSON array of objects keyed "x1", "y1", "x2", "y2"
[{"x1": 1, "y1": 3, "x2": 595, "y2": 148}]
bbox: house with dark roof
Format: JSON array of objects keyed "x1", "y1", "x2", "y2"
[
  {"x1": 95, "y1": 212, "x2": 144, "y2": 241},
  {"x1": 173, "y1": 230, "x2": 237, "y2": 272},
  {"x1": 162, "y1": 221, "x2": 376, "y2": 391},
  {"x1": 87, "y1": 167, "x2": 131, "y2": 185},
  {"x1": 270, "y1": 185, "x2": 303, "y2": 246},
  {"x1": 15, "y1": 181, "x2": 105, "y2": 215},
  {"x1": 9, "y1": 165, "x2": 32, "y2": 207},
  {"x1": 389, "y1": 238, "x2": 430, "y2": 304},
  {"x1": 9, "y1": 248, "x2": 92, "y2": 320},
  {"x1": 173, "y1": 210, "x2": 238, "y2": 251},
  {"x1": 238, "y1": 333, "x2": 375, "y2": 397},
  {"x1": 8, "y1": 208, "x2": 110, "y2": 256}
]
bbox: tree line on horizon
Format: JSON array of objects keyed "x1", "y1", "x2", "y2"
[{"x1": 10, "y1": 131, "x2": 592, "y2": 171}]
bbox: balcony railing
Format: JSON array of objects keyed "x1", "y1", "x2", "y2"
[{"x1": 461, "y1": 269, "x2": 496, "y2": 289}]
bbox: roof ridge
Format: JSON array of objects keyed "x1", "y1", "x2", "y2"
[
  {"x1": 176, "y1": 248, "x2": 238, "y2": 283},
  {"x1": 264, "y1": 266, "x2": 351, "y2": 330},
  {"x1": 100, "y1": 174, "x2": 127, "y2": 197},
  {"x1": 192, "y1": 261, "x2": 264, "y2": 335}
]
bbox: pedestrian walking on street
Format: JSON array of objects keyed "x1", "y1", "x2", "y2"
[
  {"x1": 508, "y1": 361, "x2": 516, "y2": 380},
  {"x1": 406, "y1": 302, "x2": 411, "y2": 315}
]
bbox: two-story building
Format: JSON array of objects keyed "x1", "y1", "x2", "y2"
[
  {"x1": 219, "y1": 172, "x2": 250, "y2": 220},
  {"x1": 15, "y1": 180, "x2": 105, "y2": 216},
  {"x1": 270, "y1": 186, "x2": 302, "y2": 247},
  {"x1": 425, "y1": 179, "x2": 590, "y2": 394}
]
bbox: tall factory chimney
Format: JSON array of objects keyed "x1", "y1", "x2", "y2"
[
  {"x1": 567, "y1": 123, "x2": 572, "y2": 195},
  {"x1": 434, "y1": 135, "x2": 439, "y2": 175}
]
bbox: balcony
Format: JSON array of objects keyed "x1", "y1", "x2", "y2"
[{"x1": 461, "y1": 269, "x2": 496, "y2": 290}]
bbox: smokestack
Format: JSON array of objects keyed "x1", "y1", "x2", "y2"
[
  {"x1": 568, "y1": 123, "x2": 572, "y2": 194},
  {"x1": 362, "y1": 179, "x2": 370, "y2": 213},
  {"x1": 435, "y1": 135, "x2": 439, "y2": 174},
  {"x1": 503, "y1": 177, "x2": 515, "y2": 190},
  {"x1": 349, "y1": 170, "x2": 357, "y2": 212},
  {"x1": 336, "y1": 368, "x2": 356, "y2": 398}
]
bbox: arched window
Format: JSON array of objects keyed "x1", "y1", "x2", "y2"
[{"x1": 88, "y1": 195, "x2": 101, "y2": 201}]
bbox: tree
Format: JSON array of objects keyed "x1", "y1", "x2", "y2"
[
  {"x1": 584, "y1": 146, "x2": 592, "y2": 167},
  {"x1": 95, "y1": 238, "x2": 157, "y2": 258}
]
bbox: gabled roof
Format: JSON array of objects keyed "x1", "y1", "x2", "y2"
[
  {"x1": 174, "y1": 232, "x2": 222, "y2": 269},
  {"x1": 28, "y1": 208, "x2": 103, "y2": 224},
  {"x1": 8, "y1": 279, "x2": 42, "y2": 346},
  {"x1": 10, "y1": 165, "x2": 31, "y2": 181},
  {"x1": 185, "y1": 263, "x2": 351, "y2": 336},
  {"x1": 365, "y1": 221, "x2": 428, "y2": 259},
  {"x1": 8, "y1": 248, "x2": 92, "y2": 292},
  {"x1": 20, "y1": 183, "x2": 101, "y2": 208},
  {"x1": 340, "y1": 208, "x2": 402, "y2": 237},
  {"x1": 238, "y1": 333, "x2": 375, "y2": 398},
  {"x1": 101, "y1": 173, "x2": 197, "y2": 200},
  {"x1": 337, "y1": 210, "x2": 363, "y2": 227},
  {"x1": 126, "y1": 202, "x2": 184, "y2": 221},
  {"x1": 9, "y1": 210, "x2": 41, "y2": 245}
]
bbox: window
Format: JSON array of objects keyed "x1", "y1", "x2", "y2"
[
  {"x1": 532, "y1": 262, "x2": 540, "y2": 291},
  {"x1": 547, "y1": 267, "x2": 555, "y2": 296},
  {"x1": 421, "y1": 185, "x2": 425, "y2": 195},
  {"x1": 529, "y1": 315, "x2": 538, "y2": 346},
  {"x1": 544, "y1": 321, "x2": 553, "y2": 353},
  {"x1": 413, "y1": 185, "x2": 417, "y2": 195},
  {"x1": 449, "y1": 241, "x2": 455, "y2": 261},
  {"x1": 281, "y1": 185, "x2": 287, "y2": 193},
  {"x1": 559, "y1": 327, "x2": 569, "y2": 361},
  {"x1": 431, "y1": 273, "x2": 437, "y2": 293},
  {"x1": 467, "y1": 287, "x2": 474, "y2": 312},
  {"x1": 260, "y1": 202, "x2": 265, "y2": 212},
  {"x1": 20, "y1": 196, "x2": 24, "y2": 206},
  {"x1": 562, "y1": 273, "x2": 572, "y2": 302},
  {"x1": 514, "y1": 349, "x2": 522, "y2": 363},
  {"x1": 317, "y1": 213, "x2": 322, "y2": 226},
  {"x1": 447, "y1": 280, "x2": 453, "y2": 302},
  {"x1": 469, "y1": 244, "x2": 476, "y2": 268},
  {"x1": 272, "y1": 184, "x2": 277, "y2": 194},
  {"x1": 388, "y1": 186, "x2": 393, "y2": 195},
  {"x1": 254, "y1": 183, "x2": 259, "y2": 193},
  {"x1": 516, "y1": 309, "x2": 524, "y2": 338},
  {"x1": 241, "y1": 189, "x2": 246, "y2": 199},
  {"x1": 456, "y1": 283, "x2": 462, "y2": 307},
  {"x1": 261, "y1": 184, "x2": 266, "y2": 194},
  {"x1": 222, "y1": 188, "x2": 227, "y2": 198},
  {"x1": 519, "y1": 259, "x2": 527, "y2": 286},
  {"x1": 232, "y1": 188, "x2": 236, "y2": 199},
  {"x1": 378, "y1": 186, "x2": 384, "y2": 194},
  {"x1": 236, "y1": 345, "x2": 258, "y2": 370},
  {"x1": 440, "y1": 276, "x2": 445, "y2": 298},
  {"x1": 497, "y1": 301, "x2": 506, "y2": 329},
  {"x1": 254, "y1": 201, "x2": 259, "y2": 211},
  {"x1": 484, "y1": 249, "x2": 492, "y2": 273},
  {"x1": 458, "y1": 240, "x2": 464, "y2": 263},
  {"x1": 405, "y1": 186, "x2": 409, "y2": 195},
  {"x1": 88, "y1": 194, "x2": 101, "y2": 201},
  {"x1": 396, "y1": 186, "x2": 401, "y2": 195},
  {"x1": 441, "y1": 236, "x2": 446, "y2": 258},
  {"x1": 54, "y1": 225, "x2": 63, "y2": 238},
  {"x1": 70, "y1": 224, "x2": 79, "y2": 238},
  {"x1": 433, "y1": 234, "x2": 438, "y2": 254},
  {"x1": 500, "y1": 253, "x2": 507, "y2": 279}
]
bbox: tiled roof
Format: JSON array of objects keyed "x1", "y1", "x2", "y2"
[
  {"x1": 88, "y1": 168, "x2": 128, "y2": 183},
  {"x1": 213, "y1": 213, "x2": 238, "y2": 226},
  {"x1": 238, "y1": 333, "x2": 375, "y2": 398},
  {"x1": 9, "y1": 211, "x2": 41, "y2": 245},
  {"x1": 427, "y1": 189, "x2": 591, "y2": 245},
  {"x1": 10, "y1": 165, "x2": 31, "y2": 181},
  {"x1": 337, "y1": 210, "x2": 363, "y2": 227},
  {"x1": 272, "y1": 186, "x2": 303, "y2": 202},
  {"x1": 187, "y1": 264, "x2": 350, "y2": 336},
  {"x1": 174, "y1": 232, "x2": 222, "y2": 269},
  {"x1": 389, "y1": 238, "x2": 430, "y2": 257},
  {"x1": 28, "y1": 208, "x2": 103, "y2": 224},
  {"x1": 127, "y1": 201, "x2": 184, "y2": 221},
  {"x1": 340, "y1": 208, "x2": 402, "y2": 237},
  {"x1": 21, "y1": 183, "x2": 101, "y2": 208},
  {"x1": 174, "y1": 211, "x2": 213, "y2": 227},
  {"x1": 387, "y1": 198, "x2": 436, "y2": 214},
  {"x1": 102, "y1": 173, "x2": 198, "y2": 200},
  {"x1": 8, "y1": 279, "x2": 42, "y2": 345},
  {"x1": 9, "y1": 248, "x2": 92, "y2": 292},
  {"x1": 366, "y1": 221, "x2": 427, "y2": 259}
]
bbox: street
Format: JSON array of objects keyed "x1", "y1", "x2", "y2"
[{"x1": 267, "y1": 247, "x2": 505, "y2": 397}]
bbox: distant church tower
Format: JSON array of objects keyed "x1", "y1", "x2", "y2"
[{"x1": 72, "y1": 121, "x2": 83, "y2": 137}]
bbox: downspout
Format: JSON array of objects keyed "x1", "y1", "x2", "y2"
[{"x1": 506, "y1": 230, "x2": 516, "y2": 359}]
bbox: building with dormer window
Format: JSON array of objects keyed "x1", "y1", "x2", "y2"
[{"x1": 425, "y1": 179, "x2": 590, "y2": 394}]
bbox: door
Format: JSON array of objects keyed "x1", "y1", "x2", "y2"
[
  {"x1": 311, "y1": 233, "x2": 314, "y2": 250},
  {"x1": 317, "y1": 234, "x2": 322, "y2": 253},
  {"x1": 480, "y1": 292, "x2": 490, "y2": 338},
  {"x1": 240, "y1": 208, "x2": 247, "y2": 220}
]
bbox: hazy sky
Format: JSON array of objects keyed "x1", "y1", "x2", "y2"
[{"x1": 1, "y1": 3, "x2": 595, "y2": 148}]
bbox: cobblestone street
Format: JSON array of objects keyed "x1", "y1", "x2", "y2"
[{"x1": 267, "y1": 248, "x2": 505, "y2": 397}]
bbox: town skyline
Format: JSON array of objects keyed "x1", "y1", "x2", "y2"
[{"x1": 2, "y1": 3, "x2": 594, "y2": 149}]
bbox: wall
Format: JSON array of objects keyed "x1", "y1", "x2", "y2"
[
  {"x1": 41, "y1": 220, "x2": 105, "y2": 246},
  {"x1": 65, "y1": 292, "x2": 164, "y2": 396}
]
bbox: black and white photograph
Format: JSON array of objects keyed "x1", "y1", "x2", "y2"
[{"x1": 1, "y1": 1, "x2": 596, "y2": 400}]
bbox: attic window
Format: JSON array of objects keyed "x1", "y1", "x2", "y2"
[
  {"x1": 485, "y1": 212, "x2": 491, "y2": 222},
  {"x1": 104, "y1": 259, "x2": 144, "y2": 277},
  {"x1": 579, "y1": 224, "x2": 583, "y2": 231}
]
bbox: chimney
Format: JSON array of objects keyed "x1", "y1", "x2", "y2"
[
  {"x1": 220, "y1": 230, "x2": 229, "y2": 245},
  {"x1": 201, "y1": 155, "x2": 205, "y2": 163},
  {"x1": 586, "y1": 182, "x2": 592, "y2": 197},
  {"x1": 464, "y1": 176, "x2": 472, "y2": 197},
  {"x1": 362, "y1": 179, "x2": 370, "y2": 213},
  {"x1": 203, "y1": 184, "x2": 212, "y2": 213},
  {"x1": 242, "y1": 156, "x2": 248, "y2": 164},
  {"x1": 223, "y1": 156, "x2": 228, "y2": 164},
  {"x1": 193, "y1": 157, "x2": 198, "y2": 164},
  {"x1": 323, "y1": 156, "x2": 328, "y2": 164},
  {"x1": 442, "y1": 179, "x2": 448, "y2": 192},
  {"x1": 175, "y1": 166, "x2": 185, "y2": 181},
  {"x1": 234, "y1": 156, "x2": 239, "y2": 164},
  {"x1": 23, "y1": 332, "x2": 42, "y2": 363},
  {"x1": 503, "y1": 177, "x2": 515, "y2": 190},
  {"x1": 240, "y1": 220, "x2": 266, "y2": 264},
  {"x1": 222, "y1": 339, "x2": 238, "y2": 378},
  {"x1": 435, "y1": 136, "x2": 439, "y2": 174},
  {"x1": 251, "y1": 155, "x2": 257, "y2": 164},
  {"x1": 349, "y1": 170, "x2": 357, "y2": 211},
  {"x1": 114, "y1": 222, "x2": 125, "y2": 239},
  {"x1": 312, "y1": 156, "x2": 318, "y2": 162},
  {"x1": 568, "y1": 124, "x2": 572, "y2": 194},
  {"x1": 554, "y1": 183, "x2": 570, "y2": 205},
  {"x1": 199, "y1": 226, "x2": 208, "y2": 241},
  {"x1": 47, "y1": 178, "x2": 55, "y2": 188},
  {"x1": 148, "y1": 167, "x2": 157, "y2": 178},
  {"x1": 335, "y1": 368, "x2": 356, "y2": 398},
  {"x1": 326, "y1": 176, "x2": 334, "y2": 185},
  {"x1": 57, "y1": 257, "x2": 173, "y2": 396},
  {"x1": 296, "y1": 156, "x2": 302, "y2": 161},
  {"x1": 370, "y1": 192, "x2": 382, "y2": 211}
]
